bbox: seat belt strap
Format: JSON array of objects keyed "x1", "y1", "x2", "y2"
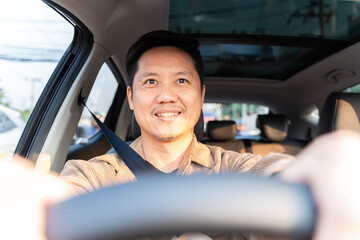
[{"x1": 81, "y1": 100, "x2": 164, "y2": 178}]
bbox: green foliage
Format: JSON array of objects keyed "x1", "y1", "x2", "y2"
[
  {"x1": 219, "y1": 103, "x2": 260, "y2": 120},
  {"x1": 20, "y1": 110, "x2": 31, "y2": 121},
  {"x1": 0, "y1": 88, "x2": 11, "y2": 107}
]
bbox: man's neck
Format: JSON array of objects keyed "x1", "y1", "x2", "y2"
[{"x1": 141, "y1": 133, "x2": 193, "y2": 173}]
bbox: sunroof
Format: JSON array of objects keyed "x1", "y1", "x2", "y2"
[
  {"x1": 199, "y1": 43, "x2": 316, "y2": 79},
  {"x1": 169, "y1": 0, "x2": 359, "y2": 80},
  {"x1": 169, "y1": 0, "x2": 360, "y2": 40}
]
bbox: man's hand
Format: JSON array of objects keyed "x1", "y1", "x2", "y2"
[
  {"x1": 280, "y1": 130, "x2": 360, "y2": 240},
  {"x1": 0, "y1": 156, "x2": 71, "y2": 240}
]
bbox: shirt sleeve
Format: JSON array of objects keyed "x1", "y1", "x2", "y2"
[
  {"x1": 247, "y1": 152, "x2": 294, "y2": 176},
  {"x1": 218, "y1": 148, "x2": 294, "y2": 176},
  {"x1": 59, "y1": 158, "x2": 117, "y2": 195}
]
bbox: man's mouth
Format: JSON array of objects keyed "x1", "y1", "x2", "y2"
[{"x1": 155, "y1": 112, "x2": 181, "y2": 117}]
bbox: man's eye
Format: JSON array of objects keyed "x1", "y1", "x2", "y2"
[
  {"x1": 145, "y1": 79, "x2": 157, "y2": 85},
  {"x1": 177, "y1": 78, "x2": 187, "y2": 84}
]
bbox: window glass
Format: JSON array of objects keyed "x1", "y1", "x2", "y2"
[
  {"x1": 344, "y1": 83, "x2": 360, "y2": 93},
  {"x1": 170, "y1": 0, "x2": 359, "y2": 41},
  {"x1": 73, "y1": 63, "x2": 118, "y2": 144},
  {"x1": 203, "y1": 103, "x2": 269, "y2": 138},
  {"x1": 0, "y1": 111, "x2": 16, "y2": 133},
  {"x1": 169, "y1": 0, "x2": 360, "y2": 81},
  {"x1": 199, "y1": 43, "x2": 315, "y2": 80},
  {"x1": 0, "y1": 0, "x2": 74, "y2": 157}
]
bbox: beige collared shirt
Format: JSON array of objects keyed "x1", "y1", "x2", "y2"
[{"x1": 60, "y1": 135, "x2": 293, "y2": 195}]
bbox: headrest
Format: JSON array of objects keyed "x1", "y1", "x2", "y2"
[
  {"x1": 318, "y1": 92, "x2": 360, "y2": 135},
  {"x1": 131, "y1": 110, "x2": 204, "y2": 140},
  {"x1": 206, "y1": 120, "x2": 237, "y2": 141},
  {"x1": 256, "y1": 114, "x2": 288, "y2": 142}
]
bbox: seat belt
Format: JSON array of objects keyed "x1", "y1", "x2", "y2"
[{"x1": 81, "y1": 100, "x2": 165, "y2": 179}]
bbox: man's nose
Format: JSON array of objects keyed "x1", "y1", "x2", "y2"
[{"x1": 156, "y1": 83, "x2": 178, "y2": 103}]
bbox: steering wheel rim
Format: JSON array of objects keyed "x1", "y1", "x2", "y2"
[{"x1": 47, "y1": 175, "x2": 316, "y2": 240}]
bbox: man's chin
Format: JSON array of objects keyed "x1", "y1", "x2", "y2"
[{"x1": 152, "y1": 134, "x2": 180, "y2": 142}]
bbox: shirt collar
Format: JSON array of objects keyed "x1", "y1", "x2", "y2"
[
  {"x1": 186, "y1": 135, "x2": 214, "y2": 168},
  {"x1": 129, "y1": 134, "x2": 215, "y2": 171}
]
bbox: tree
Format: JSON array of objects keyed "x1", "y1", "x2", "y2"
[{"x1": 0, "y1": 87, "x2": 11, "y2": 107}]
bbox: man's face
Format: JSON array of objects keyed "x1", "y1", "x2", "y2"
[{"x1": 127, "y1": 46, "x2": 205, "y2": 142}]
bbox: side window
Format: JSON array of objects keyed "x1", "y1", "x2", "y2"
[
  {"x1": 344, "y1": 83, "x2": 360, "y2": 93},
  {"x1": 73, "y1": 63, "x2": 118, "y2": 144},
  {"x1": 203, "y1": 103, "x2": 269, "y2": 138},
  {"x1": 0, "y1": 0, "x2": 74, "y2": 158},
  {"x1": 0, "y1": 111, "x2": 16, "y2": 133}
]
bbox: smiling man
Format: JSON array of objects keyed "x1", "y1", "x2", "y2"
[
  {"x1": 60, "y1": 31, "x2": 291, "y2": 194},
  {"x1": 60, "y1": 30, "x2": 292, "y2": 195}
]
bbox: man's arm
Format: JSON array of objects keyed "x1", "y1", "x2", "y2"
[
  {"x1": 0, "y1": 157, "x2": 71, "y2": 240},
  {"x1": 280, "y1": 130, "x2": 360, "y2": 240}
]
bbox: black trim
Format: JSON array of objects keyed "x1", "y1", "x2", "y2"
[
  {"x1": 185, "y1": 34, "x2": 347, "y2": 48},
  {"x1": 104, "y1": 58, "x2": 127, "y2": 131},
  {"x1": 15, "y1": 0, "x2": 93, "y2": 161}
]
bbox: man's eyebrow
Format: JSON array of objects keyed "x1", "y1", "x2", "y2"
[
  {"x1": 175, "y1": 71, "x2": 193, "y2": 77},
  {"x1": 137, "y1": 72, "x2": 158, "y2": 79}
]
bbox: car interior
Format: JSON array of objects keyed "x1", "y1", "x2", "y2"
[
  {"x1": 13, "y1": 0, "x2": 360, "y2": 177},
  {"x1": 4, "y1": 0, "x2": 360, "y2": 238}
]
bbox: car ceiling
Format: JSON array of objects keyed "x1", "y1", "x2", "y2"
[{"x1": 50, "y1": 0, "x2": 360, "y2": 117}]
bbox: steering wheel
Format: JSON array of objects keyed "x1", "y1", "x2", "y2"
[{"x1": 46, "y1": 175, "x2": 316, "y2": 240}]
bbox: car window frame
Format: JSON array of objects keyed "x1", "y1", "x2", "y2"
[{"x1": 15, "y1": 0, "x2": 93, "y2": 161}]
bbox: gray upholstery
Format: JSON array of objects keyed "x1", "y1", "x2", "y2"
[
  {"x1": 256, "y1": 114, "x2": 288, "y2": 142},
  {"x1": 206, "y1": 120, "x2": 237, "y2": 141},
  {"x1": 131, "y1": 110, "x2": 204, "y2": 140},
  {"x1": 318, "y1": 92, "x2": 360, "y2": 135}
]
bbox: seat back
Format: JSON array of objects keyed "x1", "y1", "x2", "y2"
[
  {"x1": 250, "y1": 114, "x2": 305, "y2": 156},
  {"x1": 204, "y1": 120, "x2": 246, "y2": 152},
  {"x1": 207, "y1": 120, "x2": 237, "y2": 141},
  {"x1": 256, "y1": 114, "x2": 288, "y2": 142},
  {"x1": 318, "y1": 92, "x2": 360, "y2": 135}
]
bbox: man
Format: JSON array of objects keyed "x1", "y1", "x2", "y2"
[{"x1": 59, "y1": 30, "x2": 292, "y2": 195}]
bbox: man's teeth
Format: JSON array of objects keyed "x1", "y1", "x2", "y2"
[{"x1": 156, "y1": 112, "x2": 180, "y2": 117}]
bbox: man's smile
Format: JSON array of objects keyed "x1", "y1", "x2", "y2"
[
  {"x1": 155, "y1": 112, "x2": 181, "y2": 117},
  {"x1": 153, "y1": 108, "x2": 183, "y2": 122}
]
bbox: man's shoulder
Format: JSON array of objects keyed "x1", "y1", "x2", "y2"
[
  {"x1": 60, "y1": 153, "x2": 134, "y2": 194},
  {"x1": 63, "y1": 153, "x2": 124, "y2": 173}
]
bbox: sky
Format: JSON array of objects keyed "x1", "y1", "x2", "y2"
[{"x1": 0, "y1": 0, "x2": 73, "y2": 110}]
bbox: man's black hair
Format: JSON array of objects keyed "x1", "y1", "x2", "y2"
[{"x1": 126, "y1": 30, "x2": 204, "y2": 88}]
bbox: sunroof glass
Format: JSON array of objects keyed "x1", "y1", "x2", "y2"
[
  {"x1": 169, "y1": 0, "x2": 353, "y2": 80},
  {"x1": 199, "y1": 43, "x2": 316, "y2": 80},
  {"x1": 169, "y1": 0, "x2": 360, "y2": 41}
]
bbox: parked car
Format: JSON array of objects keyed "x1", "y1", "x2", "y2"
[
  {"x1": 3, "y1": 0, "x2": 360, "y2": 238},
  {"x1": 0, "y1": 105, "x2": 25, "y2": 158}
]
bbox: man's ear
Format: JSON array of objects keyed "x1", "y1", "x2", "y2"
[
  {"x1": 201, "y1": 85, "x2": 206, "y2": 105},
  {"x1": 127, "y1": 86, "x2": 134, "y2": 110}
]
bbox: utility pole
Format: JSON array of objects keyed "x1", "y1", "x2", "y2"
[{"x1": 25, "y1": 78, "x2": 42, "y2": 111}]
